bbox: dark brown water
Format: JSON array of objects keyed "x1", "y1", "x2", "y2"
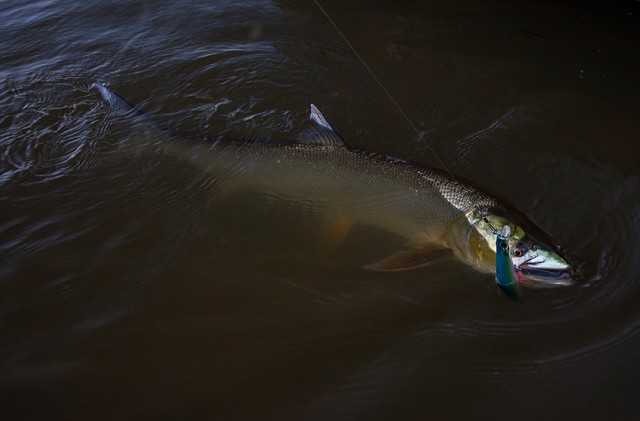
[{"x1": 2, "y1": 0, "x2": 640, "y2": 419}]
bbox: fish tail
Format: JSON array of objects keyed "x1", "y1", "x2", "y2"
[
  {"x1": 92, "y1": 83, "x2": 183, "y2": 136},
  {"x1": 91, "y1": 83, "x2": 140, "y2": 114}
]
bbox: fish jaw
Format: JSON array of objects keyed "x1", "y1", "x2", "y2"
[{"x1": 512, "y1": 246, "x2": 574, "y2": 288}]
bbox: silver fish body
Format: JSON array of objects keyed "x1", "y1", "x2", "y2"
[
  {"x1": 182, "y1": 141, "x2": 495, "y2": 241},
  {"x1": 94, "y1": 84, "x2": 573, "y2": 287}
]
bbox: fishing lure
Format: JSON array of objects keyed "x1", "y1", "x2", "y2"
[{"x1": 495, "y1": 225, "x2": 523, "y2": 302}]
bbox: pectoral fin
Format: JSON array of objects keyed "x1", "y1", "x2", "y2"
[
  {"x1": 364, "y1": 244, "x2": 453, "y2": 272},
  {"x1": 325, "y1": 213, "x2": 355, "y2": 250}
]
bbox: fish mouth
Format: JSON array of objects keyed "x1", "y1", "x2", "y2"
[{"x1": 516, "y1": 264, "x2": 574, "y2": 287}]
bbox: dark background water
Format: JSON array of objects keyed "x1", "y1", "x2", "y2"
[{"x1": 1, "y1": 0, "x2": 639, "y2": 419}]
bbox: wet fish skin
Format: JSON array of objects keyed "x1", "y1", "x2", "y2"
[{"x1": 93, "y1": 83, "x2": 573, "y2": 287}]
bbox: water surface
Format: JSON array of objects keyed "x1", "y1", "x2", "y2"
[{"x1": 2, "y1": 0, "x2": 640, "y2": 419}]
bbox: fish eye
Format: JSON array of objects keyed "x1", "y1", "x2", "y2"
[{"x1": 512, "y1": 242, "x2": 529, "y2": 258}]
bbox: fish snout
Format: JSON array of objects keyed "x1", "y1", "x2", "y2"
[{"x1": 513, "y1": 249, "x2": 574, "y2": 287}]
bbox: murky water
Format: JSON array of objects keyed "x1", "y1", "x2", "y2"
[{"x1": 2, "y1": 0, "x2": 640, "y2": 419}]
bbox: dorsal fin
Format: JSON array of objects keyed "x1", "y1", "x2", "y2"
[{"x1": 297, "y1": 104, "x2": 347, "y2": 147}]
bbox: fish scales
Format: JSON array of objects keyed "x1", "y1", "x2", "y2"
[
  {"x1": 177, "y1": 140, "x2": 498, "y2": 243},
  {"x1": 93, "y1": 83, "x2": 573, "y2": 289}
]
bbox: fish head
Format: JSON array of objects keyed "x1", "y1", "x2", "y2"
[
  {"x1": 506, "y1": 230, "x2": 573, "y2": 287},
  {"x1": 458, "y1": 207, "x2": 574, "y2": 287}
]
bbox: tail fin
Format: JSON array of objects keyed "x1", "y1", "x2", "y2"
[
  {"x1": 92, "y1": 83, "x2": 183, "y2": 136},
  {"x1": 92, "y1": 83, "x2": 143, "y2": 115}
]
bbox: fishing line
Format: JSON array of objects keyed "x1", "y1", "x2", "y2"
[
  {"x1": 313, "y1": 0, "x2": 500, "y2": 235},
  {"x1": 312, "y1": 0, "x2": 452, "y2": 180}
]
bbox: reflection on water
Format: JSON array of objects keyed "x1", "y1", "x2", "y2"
[{"x1": 1, "y1": 0, "x2": 640, "y2": 418}]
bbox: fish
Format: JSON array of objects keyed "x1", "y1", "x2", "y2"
[{"x1": 92, "y1": 83, "x2": 574, "y2": 290}]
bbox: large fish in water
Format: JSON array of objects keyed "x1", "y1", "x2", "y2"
[{"x1": 93, "y1": 83, "x2": 573, "y2": 290}]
